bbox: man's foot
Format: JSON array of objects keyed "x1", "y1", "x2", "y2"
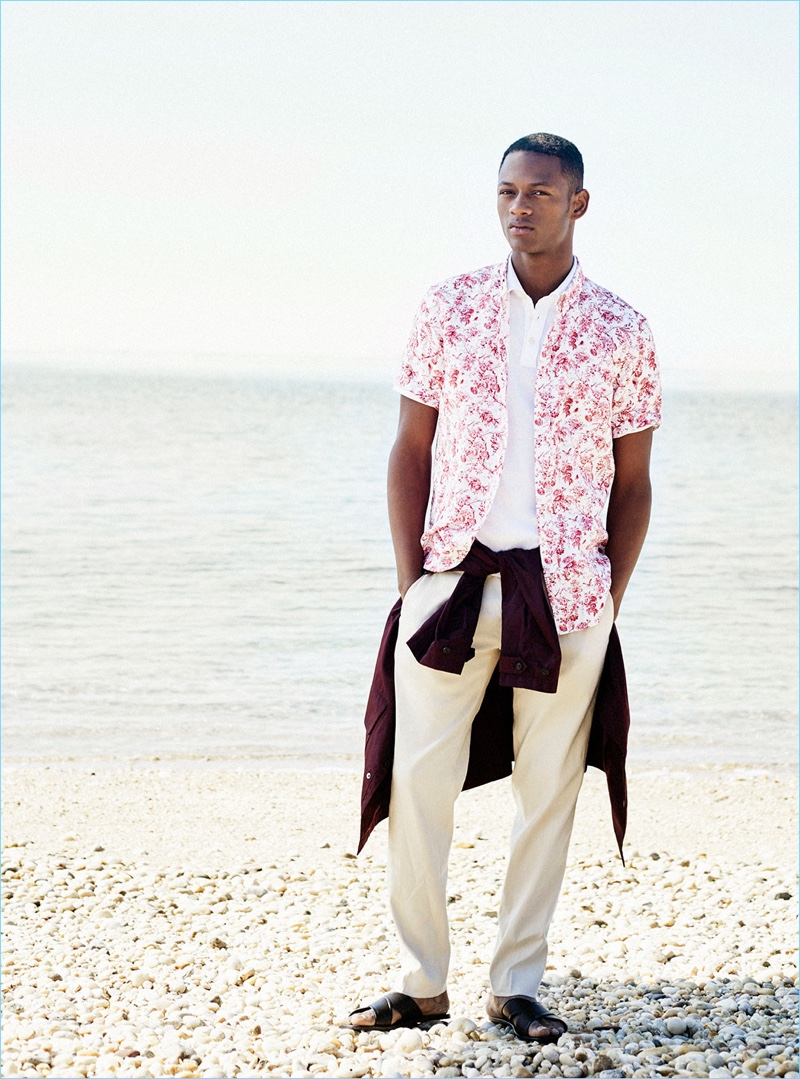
[
  {"x1": 346, "y1": 990, "x2": 450, "y2": 1030},
  {"x1": 486, "y1": 993, "x2": 567, "y2": 1043}
]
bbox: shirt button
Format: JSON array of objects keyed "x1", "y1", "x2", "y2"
[
  {"x1": 514, "y1": 661, "x2": 524, "y2": 671},
  {"x1": 442, "y1": 646, "x2": 452, "y2": 654},
  {"x1": 540, "y1": 668, "x2": 550, "y2": 677},
  {"x1": 366, "y1": 772, "x2": 371, "y2": 780}
]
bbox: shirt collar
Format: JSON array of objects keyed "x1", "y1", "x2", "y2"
[{"x1": 505, "y1": 255, "x2": 578, "y2": 307}]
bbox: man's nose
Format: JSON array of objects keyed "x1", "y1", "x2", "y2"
[{"x1": 509, "y1": 196, "x2": 531, "y2": 216}]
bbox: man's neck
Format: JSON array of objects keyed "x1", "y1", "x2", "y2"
[{"x1": 509, "y1": 251, "x2": 575, "y2": 305}]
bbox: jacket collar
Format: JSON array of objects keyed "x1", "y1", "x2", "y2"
[
  {"x1": 489, "y1": 257, "x2": 585, "y2": 313},
  {"x1": 557, "y1": 257, "x2": 585, "y2": 312}
]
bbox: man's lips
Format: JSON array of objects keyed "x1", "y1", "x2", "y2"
[{"x1": 508, "y1": 223, "x2": 534, "y2": 231}]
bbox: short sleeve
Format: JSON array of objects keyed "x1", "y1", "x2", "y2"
[
  {"x1": 393, "y1": 287, "x2": 444, "y2": 409},
  {"x1": 611, "y1": 316, "x2": 663, "y2": 439}
]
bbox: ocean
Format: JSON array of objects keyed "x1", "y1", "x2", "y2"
[{"x1": 2, "y1": 364, "x2": 797, "y2": 770}]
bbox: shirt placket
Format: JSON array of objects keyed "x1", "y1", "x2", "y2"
[{"x1": 521, "y1": 294, "x2": 549, "y2": 370}]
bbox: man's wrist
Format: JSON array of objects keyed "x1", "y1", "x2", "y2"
[
  {"x1": 609, "y1": 587, "x2": 623, "y2": 620},
  {"x1": 398, "y1": 569, "x2": 425, "y2": 598}
]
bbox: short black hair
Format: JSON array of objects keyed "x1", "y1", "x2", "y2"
[{"x1": 500, "y1": 133, "x2": 584, "y2": 193}]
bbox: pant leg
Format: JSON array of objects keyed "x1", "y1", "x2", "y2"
[
  {"x1": 389, "y1": 573, "x2": 503, "y2": 998},
  {"x1": 489, "y1": 594, "x2": 615, "y2": 997}
]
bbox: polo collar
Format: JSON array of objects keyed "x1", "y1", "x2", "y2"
[{"x1": 501, "y1": 256, "x2": 583, "y2": 310}]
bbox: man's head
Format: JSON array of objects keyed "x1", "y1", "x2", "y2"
[
  {"x1": 499, "y1": 133, "x2": 584, "y2": 194},
  {"x1": 497, "y1": 133, "x2": 589, "y2": 259}
]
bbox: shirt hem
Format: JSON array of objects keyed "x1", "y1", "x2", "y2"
[
  {"x1": 611, "y1": 416, "x2": 661, "y2": 439},
  {"x1": 393, "y1": 384, "x2": 440, "y2": 410}
]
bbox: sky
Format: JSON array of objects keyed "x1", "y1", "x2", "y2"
[{"x1": 2, "y1": 0, "x2": 798, "y2": 391}]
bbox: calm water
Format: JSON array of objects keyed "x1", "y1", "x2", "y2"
[{"x1": 2, "y1": 365, "x2": 797, "y2": 769}]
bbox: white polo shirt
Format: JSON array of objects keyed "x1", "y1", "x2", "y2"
[{"x1": 475, "y1": 256, "x2": 577, "y2": 552}]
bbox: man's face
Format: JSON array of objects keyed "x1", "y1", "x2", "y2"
[{"x1": 497, "y1": 151, "x2": 586, "y2": 255}]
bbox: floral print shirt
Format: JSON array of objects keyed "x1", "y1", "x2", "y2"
[{"x1": 394, "y1": 259, "x2": 662, "y2": 633}]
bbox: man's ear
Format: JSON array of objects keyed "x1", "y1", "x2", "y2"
[{"x1": 571, "y1": 188, "x2": 590, "y2": 220}]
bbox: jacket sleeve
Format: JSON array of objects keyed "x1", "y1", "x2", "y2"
[
  {"x1": 393, "y1": 287, "x2": 444, "y2": 410},
  {"x1": 611, "y1": 315, "x2": 662, "y2": 439}
]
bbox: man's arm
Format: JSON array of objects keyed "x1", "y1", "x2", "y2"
[
  {"x1": 387, "y1": 396, "x2": 438, "y2": 598},
  {"x1": 605, "y1": 427, "x2": 654, "y2": 619}
]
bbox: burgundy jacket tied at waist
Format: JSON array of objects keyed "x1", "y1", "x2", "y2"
[
  {"x1": 358, "y1": 543, "x2": 631, "y2": 860},
  {"x1": 406, "y1": 542, "x2": 562, "y2": 693}
]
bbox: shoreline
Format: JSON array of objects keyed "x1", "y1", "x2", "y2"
[
  {"x1": 2, "y1": 766, "x2": 797, "y2": 1078},
  {"x1": 2, "y1": 762, "x2": 798, "y2": 864}
]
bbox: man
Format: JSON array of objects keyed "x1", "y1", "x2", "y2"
[{"x1": 348, "y1": 133, "x2": 661, "y2": 1042}]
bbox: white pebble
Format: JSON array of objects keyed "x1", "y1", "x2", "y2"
[{"x1": 395, "y1": 1028, "x2": 425, "y2": 1053}]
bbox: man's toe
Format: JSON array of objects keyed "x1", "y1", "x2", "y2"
[
  {"x1": 348, "y1": 1007, "x2": 377, "y2": 1028},
  {"x1": 528, "y1": 1019, "x2": 566, "y2": 1040}
]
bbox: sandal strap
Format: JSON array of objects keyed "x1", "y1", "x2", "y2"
[
  {"x1": 501, "y1": 997, "x2": 565, "y2": 1035},
  {"x1": 360, "y1": 992, "x2": 424, "y2": 1027},
  {"x1": 383, "y1": 992, "x2": 425, "y2": 1025},
  {"x1": 370, "y1": 995, "x2": 394, "y2": 1026}
]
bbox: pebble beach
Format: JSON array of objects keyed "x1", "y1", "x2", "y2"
[{"x1": 2, "y1": 764, "x2": 797, "y2": 1079}]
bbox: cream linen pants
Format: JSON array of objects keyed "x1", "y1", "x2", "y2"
[{"x1": 388, "y1": 569, "x2": 614, "y2": 999}]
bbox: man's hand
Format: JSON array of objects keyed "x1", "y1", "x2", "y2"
[
  {"x1": 605, "y1": 427, "x2": 654, "y2": 619},
  {"x1": 388, "y1": 397, "x2": 438, "y2": 597}
]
